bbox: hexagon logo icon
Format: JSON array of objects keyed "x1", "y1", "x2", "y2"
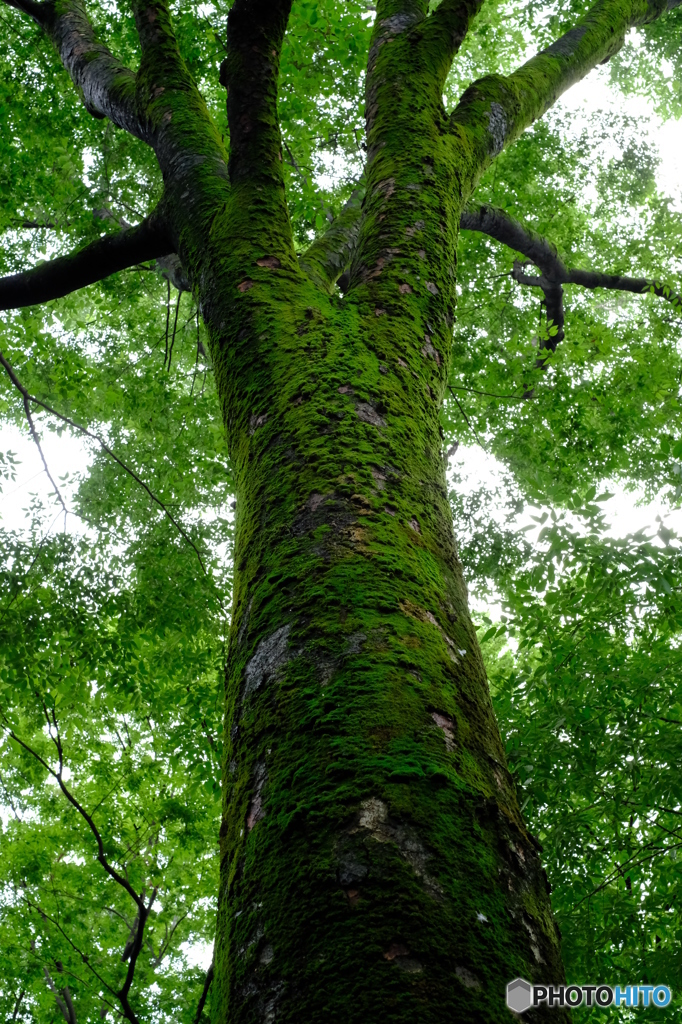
[{"x1": 507, "y1": 978, "x2": 532, "y2": 1013}]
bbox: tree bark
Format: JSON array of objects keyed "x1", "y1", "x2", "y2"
[{"x1": 214, "y1": 284, "x2": 566, "y2": 1022}]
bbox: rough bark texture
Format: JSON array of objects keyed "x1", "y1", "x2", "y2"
[
  {"x1": 3, "y1": 0, "x2": 681, "y2": 1018},
  {"x1": 211, "y1": 3, "x2": 565, "y2": 1021}
]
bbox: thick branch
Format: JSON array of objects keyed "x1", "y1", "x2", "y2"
[
  {"x1": 451, "y1": 0, "x2": 682, "y2": 193},
  {"x1": 299, "y1": 187, "x2": 365, "y2": 292},
  {"x1": 220, "y1": 0, "x2": 293, "y2": 190},
  {"x1": 0, "y1": 216, "x2": 173, "y2": 310},
  {"x1": 461, "y1": 203, "x2": 682, "y2": 348},
  {"x1": 4, "y1": 0, "x2": 146, "y2": 140},
  {"x1": 420, "y1": 0, "x2": 485, "y2": 91},
  {"x1": 130, "y1": 0, "x2": 179, "y2": 57}
]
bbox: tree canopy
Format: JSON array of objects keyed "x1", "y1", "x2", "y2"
[{"x1": 1, "y1": 0, "x2": 681, "y2": 1020}]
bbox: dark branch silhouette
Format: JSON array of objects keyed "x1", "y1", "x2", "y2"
[
  {"x1": 0, "y1": 216, "x2": 173, "y2": 310},
  {"x1": 461, "y1": 203, "x2": 682, "y2": 348},
  {"x1": 5, "y1": 711, "x2": 157, "y2": 1024},
  {"x1": 193, "y1": 960, "x2": 214, "y2": 1024}
]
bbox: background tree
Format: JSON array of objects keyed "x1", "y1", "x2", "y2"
[{"x1": 0, "y1": 0, "x2": 681, "y2": 1022}]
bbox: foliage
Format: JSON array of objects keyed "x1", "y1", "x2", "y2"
[{"x1": 0, "y1": 0, "x2": 681, "y2": 1020}]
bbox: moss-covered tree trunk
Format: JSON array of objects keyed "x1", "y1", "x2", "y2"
[
  {"x1": 213, "y1": 277, "x2": 566, "y2": 1021},
  {"x1": 5, "y1": 0, "x2": 680, "y2": 1018},
  {"x1": 208, "y1": 3, "x2": 570, "y2": 1019}
]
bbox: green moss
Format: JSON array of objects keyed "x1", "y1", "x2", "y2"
[{"x1": 206, "y1": 273, "x2": 568, "y2": 1019}]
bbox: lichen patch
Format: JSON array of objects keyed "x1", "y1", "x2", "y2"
[
  {"x1": 242, "y1": 624, "x2": 291, "y2": 700},
  {"x1": 356, "y1": 402, "x2": 386, "y2": 428},
  {"x1": 486, "y1": 101, "x2": 509, "y2": 156},
  {"x1": 246, "y1": 761, "x2": 267, "y2": 830}
]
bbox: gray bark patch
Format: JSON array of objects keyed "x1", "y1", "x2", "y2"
[
  {"x1": 291, "y1": 492, "x2": 355, "y2": 538},
  {"x1": 431, "y1": 711, "x2": 457, "y2": 752},
  {"x1": 356, "y1": 402, "x2": 386, "y2": 427},
  {"x1": 352, "y1": 798, "x2": 444, "y2": 899},
  {"x1": 380, "y1": 12, "x2": 420, "y2": 33},
  {"x1": 243, "y1": 624, "x2": 291, "y2": 700},
  {"x1": 455, "y1": 966, "x2": 481, "y2": 990},
  {"x1": 486, "y1": 102, "x2": 509, "y2": 156},
  {"x1": 344, "y1": 632, "x2": 366, "y2": 655},
  {"x1": 249, "y1": 412, "x2": 268, "y2": 434},
  {"x1": 336, "y1": 842, "x2": 369, "y2": 886},
  {"x1": 421, "y1": 335, "x2": 441, "y2": 366},
  {"x1": 246, "y1": 761, "x2": 267, "y2": 831},
  {"x1": 237, "y1": 596, "x2": 253, "y2": 648},
  {"x1": 542, "y1": 25, "x2": 587, "y2": 58}
]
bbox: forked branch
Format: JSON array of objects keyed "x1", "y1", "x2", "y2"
[{"x1": 461, "y1": 203, "x2": 682, "y2": 348}]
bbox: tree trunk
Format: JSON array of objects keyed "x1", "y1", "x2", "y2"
[
  {"x1": 205, "y1": 4, "x2": 568, "y2": 1019},
  {"x1": 212, "y1": 280, "x2": 565, "y2": 1022}
]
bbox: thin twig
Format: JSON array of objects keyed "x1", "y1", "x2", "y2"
[
  {"x1": 21, "y1": 893, "x2": 118, "y2": 997},
  {"x1": 167, "y1": 290, "x2": 182, "y2": 372},
  {"x1": 164, "y1": 278, "x2": 171, "y2": 368},
  {"x1": 19, "y1": 389, "x2": 68, "y2": 513},
  {"x1": 193, "y1": 960, "x2": 214, "y2": 1024},
  {"x1": 0, "y1": 348, "x2": 207, "y2": 573},
  {"x1": 447, "y1": 386, "x2": 485, "y2": 448},
  {"x1": 570, "y1": 839, "x2": 682, "y2": 911},
  {"x1": 449, "y1": 383, "x2": 528, "y2": 401}
]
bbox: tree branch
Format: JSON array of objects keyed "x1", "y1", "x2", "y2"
[
  {"x1": 193, "y1": 960, "x2": 214, "y2": 1024},
  {"x1": 0, "y1": 350, "x2": 208, "y2": 572},
  {"x1": 451, "y1": 0, "x2": 682, "y2": 193},
  {"x1": 11, "y1": 987, "x2": 26, "y2": 1022},
  {"x1": 23, "y1": 893, "x2": 119, "y2": 1000},
  {"x1": 117, "y1": 889, "x2": 156, "y2": 1024},
  {"x1": 0, "y1": 215, "x2": 173, "y2": 310},
  {"x1": 43, "y1": 967, "x2": 77, "y2": 1024},
  {"x1": 460, "y1": 203, "x2": 682, "y2": 349},
  {"x1": 300, "y1": 186, "x2": 365, "y2": 292},
  {"x1": 5, "y1": 722, "x2": 144, "y2": 910},
  {"x1": 19, "y1": 386, "x2": 68, "y2": 514},
  {"x1": 220, "y1": 0, "x2": 293, "y2": 191},
  {"x1": 3, "y1": 0, "x2": 147, "y2": 140},
  {"x1": 420, "y1": 0, "x2": 485, "y2": 91}
]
